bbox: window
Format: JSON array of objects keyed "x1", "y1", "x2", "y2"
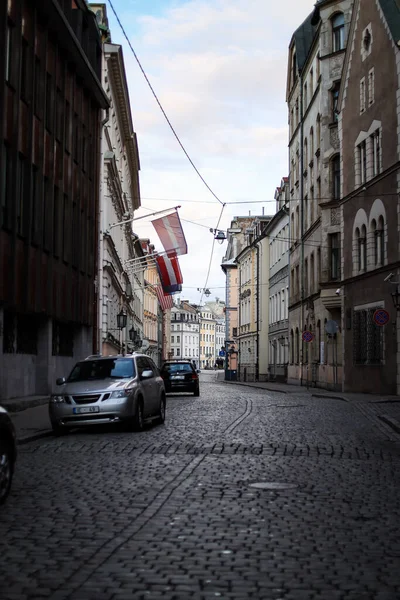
[
  {"x1": 176, "y1": 348, "x2": 180, "y2": 356},
  {"x1": 304, "y1": 82, "x2": 308, "y2": 108},
  {"x1": 292, "y1": 52, "x2": 297, "y2": 88},
  {"x1": 21, "y1": 39, "x2": 31, "y2": 102},
  {"x1": 360, "y1": 78, "x2": 366, "y2": 113},
  {"x1": 17, "y1": 154, "x2": 26, "y2": 236},
  {"x1": 358, "y1": 140, "x2": 367, "y2": 184},
  {"x1": 368, "y1": 68, "x2": 375, "y2": 105},
  {"x1": 371, "y1": 129, "x2": 381, "y2": 177},
  {"x1": 310, "y1": 127, "x2": 314, "y2": 159},
  {"x1": 332, "y1": 155, "x2": 341, "y2": 200},
  {"x1": 309, "y1": 68, "x2": 313, "y2": 97},
  {"x1": 331, "y1": 82, "x2": 340, "y2": 122},
  {"x1": 310, "y1": 254, "x2": 315, "y2": 293},
  {"x1": 332, "y1": 13, "x2": 345, "y2": 52},
  {"x1": 373, "y1": 216, "x2": 384, "y2": 266},
  {"x1": 177, "y1": 336, "x2": 180, "y2": 343},
  {"x1": 45, "y1": 73, "x2": 54, "y2": 132},
  {"x1": 356, "y1": 225, "x2": 367, "y2": 271},
  {"x1": 330, "y1": 233, "x2": 340, "y2": 280},
  {"x1": 5, "y1": 22, "x2": 14, "y2": 84},
  {"x1": 171, "y1": 336, "x2": 174, "y2": 343},
  {"x1": 353, "y1": 308, "x2": 383, "y2": 364}
]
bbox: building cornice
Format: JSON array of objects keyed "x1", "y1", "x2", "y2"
[{"x1": 105, "y1": 43, "x2": 141, "y2": 210}]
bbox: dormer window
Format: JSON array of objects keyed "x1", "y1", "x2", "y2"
[{"x1": 332, "y1": 13, "x2": 345, "y2": 52}]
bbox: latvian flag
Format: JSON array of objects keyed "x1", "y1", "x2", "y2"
[
  {"x1": 156, "y1": 255, "x2": 183, "y2": 294},
  {"x1": 151, "y1": 210, "x2": 188, "y2": 257}
]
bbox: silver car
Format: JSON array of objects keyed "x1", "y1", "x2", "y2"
[{"x1": 49, "y1": 354, "x2": 166, "y2": 435}]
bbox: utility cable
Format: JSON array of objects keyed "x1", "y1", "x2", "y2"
[
  {"x1": 107, "y1": 0, "x2": 225, "y2": 207},
  {"x1": 199, "y1": 204, "x2": 226, "y2": 305}
]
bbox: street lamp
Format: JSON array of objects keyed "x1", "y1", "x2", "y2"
[
  {"x1": 117, "y1": 309, "x2": 127, "y2": 330},
  {"x1": 209, "y1": 228, "x2": 226, "y2": 244},
  {"x1": 197, "y1": 288, "x2": 211, "y2": 297},
  {"x1": 391, "y1": 284, "x2": 400, "y2": 311}
]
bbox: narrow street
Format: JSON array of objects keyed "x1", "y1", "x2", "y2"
[{"x1": 1, "y1": 372, "x2": 400, "y2": 600}]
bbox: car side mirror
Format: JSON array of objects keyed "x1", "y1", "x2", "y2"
[
  {"x1": 141, "y1": 369, "x2": 153, "y2": 380},
  {"x1": 56, "y1": 377, "x2": 66, "y2": 385}
]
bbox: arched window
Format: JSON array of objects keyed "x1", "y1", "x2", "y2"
[
  {"x1": 295, "y1": 206, "x2": 299, "y2": 241},
  {"x1": 295, "y1": 327, "x2": 299, "y2": 364},
  {"x1": 332, "y1": 13, "x2": 345, "y2": 52},
  {"x1": 317, "y1": 320, "x2": 321, "y2": 363},
  {"x1": 376, "y1": 215, "x2": 384, "y2": 265},
  {"x1": 358, "y1": 225, "x2": 367, "y2": 271}
]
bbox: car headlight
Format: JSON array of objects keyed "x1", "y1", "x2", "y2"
[
  {"x1": 51, "y1": 395, "x2": 66, "y2": 404},
  {"x1": 110, "y1": 388, "x2": 134, "y2": 399}
]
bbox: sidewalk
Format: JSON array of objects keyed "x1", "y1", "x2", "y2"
[{"x1": 218, "y1": 371, "x2": 400, "y2": 435}]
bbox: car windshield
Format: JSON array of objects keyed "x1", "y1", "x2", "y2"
[
  {"x1": 67, "y1": 358, "x2": 136, "y2": 382},
  {"x1": 162, "y1": 363, "x2": 192, "y2": 374}
]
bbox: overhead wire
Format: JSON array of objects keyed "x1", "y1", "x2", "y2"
[{"x1": 107, "y1": 0, "x2": 225, "y2": 207}]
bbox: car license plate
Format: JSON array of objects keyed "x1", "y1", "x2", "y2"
[
  {"x1": 172, "y1": 375, "x2": 185, "y2": 380},
  {"x1": 73, "y1": 406, "x2": 100, "y2": 414}
]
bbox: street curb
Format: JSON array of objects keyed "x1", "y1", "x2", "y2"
[
  {"x1": 222, "y1": 380, "x2": 288, "y2": 394},
  {"x1": 379, "y1": 414, "x2": 400, "y2": 434},
  {"x1": 2, "y1": 396, "x2": 49, "y2": 413},
  {"x1": 17, "y1": 430, "x2": 54, "y2": 445},
  {"x1": 312, "y1": 393, "x2": 348, "y2": 402}
]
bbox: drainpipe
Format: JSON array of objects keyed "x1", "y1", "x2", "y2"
[
  {"x1": 300, "y1": 72, "x2": 305, "y2": 386},
  {"x1": 97, "y1": 107, "x2": 110, "y2": 354},
  {"x1": 256, "y1": 242, "x2": 260, "y2": 381}
]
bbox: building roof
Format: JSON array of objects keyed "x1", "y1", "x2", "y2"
[
  {"x1": 292, "y1": 11, "x2": 319, "y2": 73},
  {"x1": 378, "y1": 0, "x2": 400, "y2": 42}
]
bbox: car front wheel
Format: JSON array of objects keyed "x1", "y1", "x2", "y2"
[
  {"x1": 0, "y1": 439, "x2": 14, "y2": 505},
  {"x1": 133, "y1": 400, "x2": 144, "y2": 431}
]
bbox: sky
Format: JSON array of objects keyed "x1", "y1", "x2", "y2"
[{"x1": 105, "y1": 0, "x2": 316, "y2": 304}]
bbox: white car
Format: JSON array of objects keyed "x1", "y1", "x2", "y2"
[{"x1": 49, "y1": 354, "x2": 166, "y2": 435}]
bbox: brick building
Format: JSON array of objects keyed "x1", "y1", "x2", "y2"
[{"x1": 338, "y1": 0, "x2": 400, "y2": 394}]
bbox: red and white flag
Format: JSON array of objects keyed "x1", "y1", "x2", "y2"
[
  {"x1": 156, "y1": 285, "x2": 174, "y2": 311},
  {"x1": 156, "y1": 255, "x2": 183, "y2": 293},
  {"x1": 151, "y1": 210, "x2": 188, "y2": 256}
]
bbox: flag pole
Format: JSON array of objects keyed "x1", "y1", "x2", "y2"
[{"x1": 108, "y1": 205, "x2": 181, "y2": 230}]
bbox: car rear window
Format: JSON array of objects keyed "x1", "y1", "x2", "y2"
[
  {"x1": 68, "y1": 358, "x2": 136, "y2": 381},
  {"x1": 162, "y1": 363, "x2": 193, "y2": 374}
]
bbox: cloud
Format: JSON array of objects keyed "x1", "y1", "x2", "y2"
[{"x1": 108, "y1": 0, "x2": 314, "y2": 302}]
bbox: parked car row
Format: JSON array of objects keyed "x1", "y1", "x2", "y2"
[{"x1": 1, "y1": 354, "x2": 201, "y2": 505}]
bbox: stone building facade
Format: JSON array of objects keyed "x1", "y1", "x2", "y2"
[
  {"x1": 267, "y1": 179, "x2": 290, "y2": 381},
  {"x1": 286, "y1": 0, "x2": 353, "y2": 391}
]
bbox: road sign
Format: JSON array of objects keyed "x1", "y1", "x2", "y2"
[
  {"x1": 219, "y1": 350, "x2": 225, "y2": 357},
  {"x1": 302, "y1": 330, "x2": 314, "y2": 343},
  {"x1": 373, "y1": 308, "x2": 390, "y2": 327}
]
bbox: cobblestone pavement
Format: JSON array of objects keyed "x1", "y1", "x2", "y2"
[{"x1": 1, "y1": 372, "x2": 400, "y2": 600}]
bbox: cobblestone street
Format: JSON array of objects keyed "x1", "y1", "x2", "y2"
[{"x1": 1, "y1": 372, "x2": 400, "y2": 600}]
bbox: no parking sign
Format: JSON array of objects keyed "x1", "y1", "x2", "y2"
[
  {"x1": 373, "y1": 308, "x2": 390, "y2": 327},
  {"x1": 302, "y1": 330, "x2": 314, "y2": 343}
]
